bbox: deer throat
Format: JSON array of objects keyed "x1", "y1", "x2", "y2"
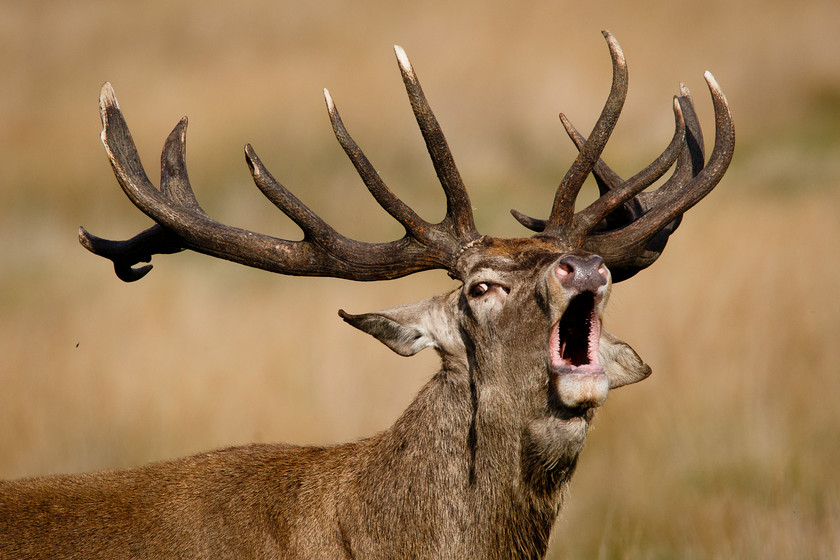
[{"x1": 548, "y1": 292, "x2": 609, "y2": 409}]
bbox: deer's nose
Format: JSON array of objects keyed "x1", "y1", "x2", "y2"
[{"x1": 555, "y1": 254, "x2": 608, "y2": 292}]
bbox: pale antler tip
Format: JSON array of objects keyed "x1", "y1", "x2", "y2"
[
  {"x1": 323, "y1": 88, "x2": 335, "y2": 112},
  {"x1": 703, "y1": 71, "x2": 719, "y2": 89},
  {"x1": 601, "y1": 30, "x2": 624, "y2": 64},
  {"x1": 702, "y1": 71, "x2": 728, "y2": 104},
  {"x1": 393, "y1": 45, "x2": 412, "y2": 73},
  {"x1": 98, "y1": 82, "x2": 119, "y2": 132},
  {"x1": 99, "y1": 82, "x2": 118, "y2": 109}
]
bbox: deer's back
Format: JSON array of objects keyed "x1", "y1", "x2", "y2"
[{"x1": 0, "y1": 442, "x2": 355, "y2": 559}]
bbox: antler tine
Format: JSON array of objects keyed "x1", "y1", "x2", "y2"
[
  {"x1": 242, "y1": 145, "x2": 346, "y2": 251},
  {"x1": 323, "y1": 88, "x2": 434, "y2": 243},
  {"x1": 541, "y1": 30, "x2": 628, "y2": 236},
  {"x1": 394, "y1": 45, "x2": 479, "y2": 242},
  {"x1": 582, "y1": 72, "x2": 734, "y2": 276}
]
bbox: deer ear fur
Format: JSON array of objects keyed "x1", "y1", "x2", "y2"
[
  {"x1": 599, "y1": 329, "x2": 652, "y2": 388},
  {"x1": 339, "y1": 295, "x2": 463, "y2": 357}
]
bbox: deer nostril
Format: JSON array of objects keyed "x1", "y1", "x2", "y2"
[
  {"x1": 555, "y1": 254, "x2": 607, "y2": 291},
  {"x1": 556, "y1": 262, "x2": 573, "y2": 277}
]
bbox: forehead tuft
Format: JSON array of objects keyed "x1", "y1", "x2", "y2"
[{"x1": 456, "y1": 237, "x2": 571, "y2": 277}]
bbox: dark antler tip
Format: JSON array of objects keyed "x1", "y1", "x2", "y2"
[
  {"x1": 78, "y1": 226, "x2": 109, "y2": 256},
  {"x1": 510, "y1": 209, "x2": 547, "y2": 232},
  {"x1": 244, "y1": 144, "x2": 271, "y2": 180},
  {"x1": 243, "y1": 143, "x2": 258, "y2": 167},
  {"x1": 558, "y1": 113, "x2": 576, "y2": 136},
  {"x1": 165, "y1": 119, "x2": 189, "y2": 153},
  {"x1": 78, "y1": 226, "x2": 93, "y2": 249},
  {"x1": 671, "y1": 96, "x2": 684, "y2": 118},
  {"x1": 115, "y1": 263, "x2": 153, "y2": 283},
  {"x1": 98, "y1": 83, "x2": 121, "y2": 129}
]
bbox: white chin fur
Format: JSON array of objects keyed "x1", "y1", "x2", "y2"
[{"x1": 555, "y1": 371, "x2": 610, "y2": 409}]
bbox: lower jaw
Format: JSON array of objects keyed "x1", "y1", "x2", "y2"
[{"x1": 550, "y1": 368, "x2": 610, "y2": 410}]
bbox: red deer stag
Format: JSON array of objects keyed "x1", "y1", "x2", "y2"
[{"x1": 0, "y1": 31, "x2": 733, "y2": 559}]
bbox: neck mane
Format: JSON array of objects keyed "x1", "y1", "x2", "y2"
[{"x1": 348, "y1": 356, "x2": 592, "y2": 559}]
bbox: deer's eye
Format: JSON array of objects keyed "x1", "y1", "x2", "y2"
[
  {"x1": 469, "y1": 282, "x2": 491, "y2": 298},
  {"x1": 468, "y1": 282, "x2": 510, "y2": 298}
]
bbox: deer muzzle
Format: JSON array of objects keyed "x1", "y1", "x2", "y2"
[{"x1": 548, "y1": 254, "x2": 611, "y2": 409}]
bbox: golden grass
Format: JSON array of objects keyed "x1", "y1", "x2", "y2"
[{"x1": 2, "y1": 0, "x2": 840, "y2": 557}]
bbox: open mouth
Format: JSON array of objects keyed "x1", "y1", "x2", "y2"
[{"x1": 549, "y1": 291, "x2": 603, "y2": 374}]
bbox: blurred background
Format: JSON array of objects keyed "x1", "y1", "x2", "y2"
[{"x1": 2, "y1": 0, "x2": 839, "y2": 557}]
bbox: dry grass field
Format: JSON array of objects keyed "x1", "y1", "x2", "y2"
[{"x1": 2, "y1": 0, "x2": 839, "y2": 557}]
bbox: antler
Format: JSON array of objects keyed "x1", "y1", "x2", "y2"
[
  {"x1": 80, "y1": 47, "x2": 479, "y2": 282},
  {"x1": 82, "y1": 32, "x2": 733, "y2": 285},
  {"x1": 512, "y1": 30, "x2": 734, "y2": 280}
]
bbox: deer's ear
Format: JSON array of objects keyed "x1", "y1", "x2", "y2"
[
  {"x1": 339, "y1": 295, "x2": 462, "y2": 357},
  {"x1": 599, "y1": 329, "x2": 652, "y2": 388}
]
